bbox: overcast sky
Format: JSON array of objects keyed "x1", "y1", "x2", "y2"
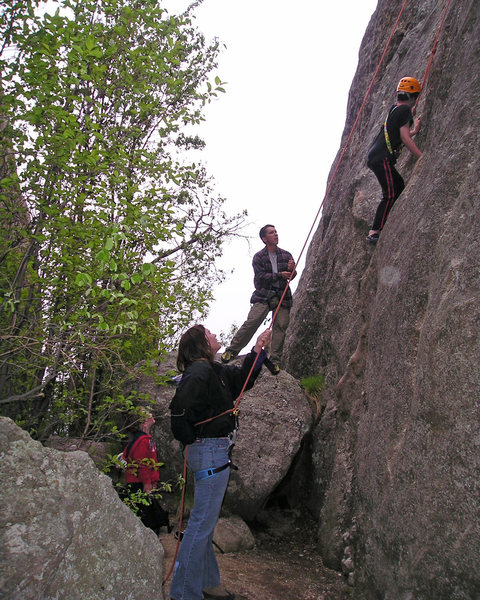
[{"x1": 168, "y1": 0, "x2": 378, "y2": 345}]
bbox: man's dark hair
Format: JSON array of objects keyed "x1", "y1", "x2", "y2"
[
  {"x1": 177, "y1": 324, "x2": 211, "y2": 372},
  {"x1": 259, "y1": 224, "x2": 275, "y2": 242}
]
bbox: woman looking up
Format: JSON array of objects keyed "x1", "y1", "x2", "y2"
[{"x1": 168, "y1": 324, "x2": 271, "y2": 600}]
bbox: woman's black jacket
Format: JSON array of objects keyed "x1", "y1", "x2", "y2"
[{"x1": 169, "y1": 349, "x2": 265, "y2": 443}]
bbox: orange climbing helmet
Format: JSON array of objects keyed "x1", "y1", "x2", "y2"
[{"x1": 397, "y1": 77, "x2": 421, "y2": 94}]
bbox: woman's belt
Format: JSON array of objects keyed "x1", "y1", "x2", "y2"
[{"x1": 194, "y1": 460, "x2": 233, "y2": 481}]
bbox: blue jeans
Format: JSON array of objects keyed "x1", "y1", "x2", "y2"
[{"x1": 169, "y1": 437, "x2": 231, "y2": 600}]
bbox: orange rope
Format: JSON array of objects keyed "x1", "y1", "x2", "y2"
[
  {"x1": 162, "y1": 445, "x2": 188, "y2": 586},
  {"x1": 192, "y1": 0, "x2": 453, "y2": 427},
  {"x1": 208, "y1": 0, "x2": 452, "y2": 420},
  {"x1": 204, "y1": 0, "x2": 411, "y2": 421},
  {"x1": 163, "y1": 0, "x2": 452, "y2": 587},
  {"x1": 416, "y1": 0, "x2": 451, "y2": 110}
]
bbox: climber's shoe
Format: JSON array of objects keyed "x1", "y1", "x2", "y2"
[
  {"x1": 270, "y1": 363, "x2": 281, "y2": 376},
  {"x1": 203, "y1": 588, "x2": 235, "y2": 600},
  {"x1": 264, "y1": 357, "x2": 281, "y2": 375},
  {"x1": 221, "y1": 350, "x2": 233, "y2": 363},
  {"x1": 366, "y1": 233, "x2": 379, "y2": 244}
]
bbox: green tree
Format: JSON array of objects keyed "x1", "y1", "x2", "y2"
[{"x1": 0, "y1": 0, "x2": 245, "y2": 440}]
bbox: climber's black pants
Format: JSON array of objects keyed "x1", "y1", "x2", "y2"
[{"x1": 368, "y1": 158, "x2": 405, "y2": 231}]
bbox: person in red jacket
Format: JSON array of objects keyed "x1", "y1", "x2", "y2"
[{"x1": 122, "y1": 408, "x2": 170, "y2": 533}]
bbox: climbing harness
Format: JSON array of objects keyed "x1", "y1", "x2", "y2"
[
  {"x1": 195, "y1": 460, "x2": 237, "y2": 482},
  {"x1": 194, "y1": 432, "x2": 238, "y2": 482},
  {"x1": 383, "y1": 107, "x2": 400, "y2": 156},
  {"x1": 384, "y1": 115, "x2": 393, "y2": 155},
  {"x1": 383, "y1": 105, "x2": 405, "y2": 158}
]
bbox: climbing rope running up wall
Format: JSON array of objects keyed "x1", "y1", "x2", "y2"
[
  {"x1": 195, "y1": 0, "x2": 412, "y2": 428},
  {"x1": 209, "y1": 0, "x2": 452, "y2": 422},
  {"x1": 163, "y1": 0, "x2": 453, "y2": 585}
]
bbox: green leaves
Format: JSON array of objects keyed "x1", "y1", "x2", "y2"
[
  {"x1": 75, "y1": 272, "x2": 93, "y2": 286},
  {"x1": 0, "y1": 0, "x2": 246, "y2": 441}
]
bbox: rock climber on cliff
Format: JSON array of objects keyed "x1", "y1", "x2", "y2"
[{"x1": 366, "y1": 76, "x2": 423, "y2": 244}]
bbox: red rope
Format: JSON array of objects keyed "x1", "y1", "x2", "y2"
[
  {"x1": 263, "y1": 0, "x2": 452, "y2": 369},
  {"x1": 288, "y1": 0, "x2": 410, "y2": 274},
  {"x1": 194, "y1": 0, "x2": 452, "y2": 427},
  {"x1": 162, "y1": 445, "x2": 188, "y2": 586},
  {"x1": 164, "y1": 0, "x2": 452, "y2": 586},
  {"x1": 228, "y1": 0, "x2": 452, "y2": 413},
  {"x1": 206, "y1": 0, "x2": 411, "y2": 420},
  {"x1": 416, "y1": 0, "x2": 451, "y2": 110}
]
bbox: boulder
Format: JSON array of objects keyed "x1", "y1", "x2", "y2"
[
  {"x1": 213, "y1": 516, "x2": 255, "y2": 554},
  {"x1": 129, "y1": 355, "x2": 314, "y2": 521},
  {"x1": 0, "y1": 417, "x2": 165, "y2": 600},
  {"x1": 223, "y1": 366, "x2": 313, "y2": 520},
  {"x1": 46, "y1": 436, "x2": 111, "y2": 468}
]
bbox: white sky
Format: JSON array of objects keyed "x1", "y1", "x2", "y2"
[{"x1": 166, "y1": 0, "x2": 377, "y2": 347}]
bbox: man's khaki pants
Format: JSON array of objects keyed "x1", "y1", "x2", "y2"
[{"x1": 226, "y1": 302, "x2": 290, "y2": 364}]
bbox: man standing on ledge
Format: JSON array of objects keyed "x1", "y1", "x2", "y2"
[{"x1": 221, "y1": 224, "x2": 296, "y2": 374}]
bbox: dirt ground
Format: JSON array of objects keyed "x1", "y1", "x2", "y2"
[{"x1": 160, "y1": 511, "x2": 352, "y2": 600}]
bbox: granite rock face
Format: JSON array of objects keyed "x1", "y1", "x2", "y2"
[
  {"x1": 283, "y1": 0, "x2": 480, "y2": 598},
  {"x1": 0, "y1": 417, "x2": 164, "y2": 600}
]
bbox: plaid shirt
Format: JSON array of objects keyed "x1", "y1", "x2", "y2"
[{"x1": 250, "y1": 246, "x2": 295, "y2": 308}]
